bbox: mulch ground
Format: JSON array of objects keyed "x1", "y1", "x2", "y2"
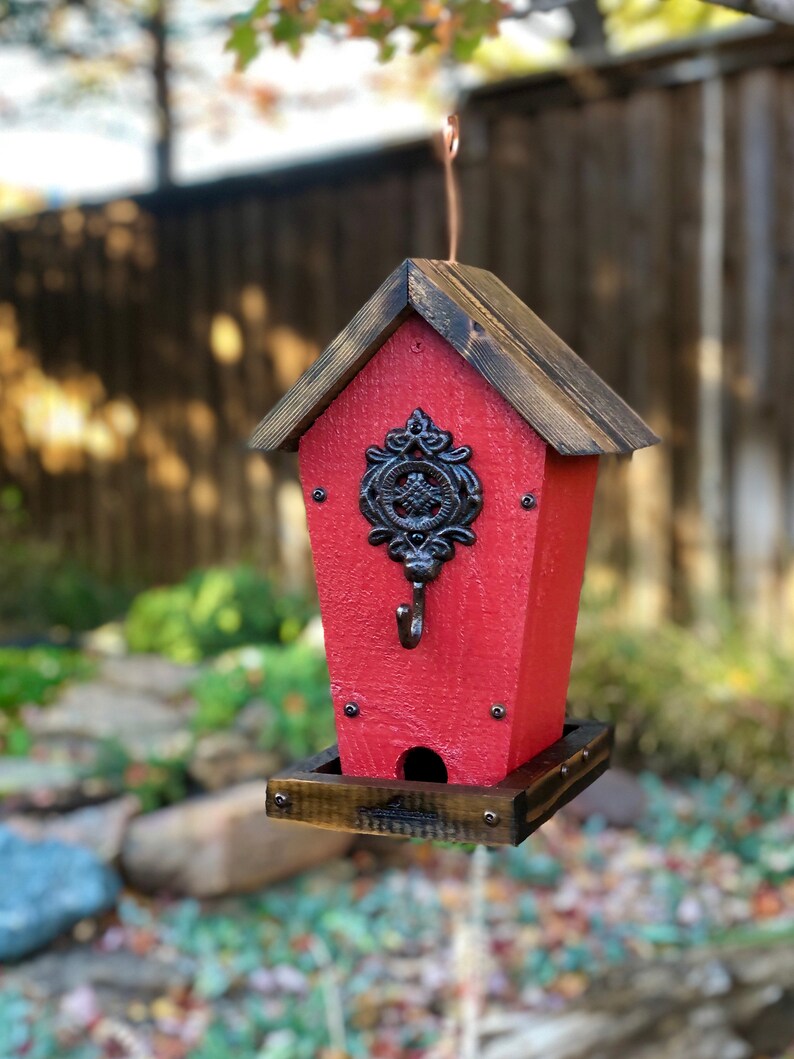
[{"x1": 1, "y1": 773, "x2": 792, "y2": 1059}]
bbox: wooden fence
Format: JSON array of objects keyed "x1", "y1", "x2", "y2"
[{"x1": 2, "y1": 26, "x2": 794, "y2": 628}]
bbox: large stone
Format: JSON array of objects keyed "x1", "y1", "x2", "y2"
[
  {"x1": 24, "y1": 683, "x2": 192, "y2": 759},
  {"x1": 0, "y1": 826, "x2": 121, "y2": 962},
  {"x1": 563, "y1": 768, "x2": 647, "y2": 829},
  {"x1": 6, "y1": 795, "x2": 141, "y2": 863},
  {"x1": 121, "y1": 782, "x2": 353, "y2": 897},
  {"x1": 98, "y1": 655, "x2": 199, "y2": 698},
  {"x1": 298, "y1": 615, "x2": 325, "y2": 652},
  {"x1": 0, "y1": 757, "x2": 119, "y2": 813},
  {"x1": 233, "y1": 699, "x2": 274, "y2": 739},
  {"x1": 188, "y1": 731, "x2": 282, "y2": 791},
  {"x1": 480, "y1": 945, "x2": 794, "y2": 1059},
  {"x1": 3, "y1": 946, "x2": 193, "y2": 1003},
  {"x1": 0, "y1": 758, "x2": 83, "y2": 799}
]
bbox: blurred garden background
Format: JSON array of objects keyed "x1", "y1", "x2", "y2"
[{"x1": 1, "y1": 1, "x2": 794, "y2": 1057}]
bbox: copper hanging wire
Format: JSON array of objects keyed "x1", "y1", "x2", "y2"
[{"x1": 440, "y1": 114, "x2": 461, "y2": 263}]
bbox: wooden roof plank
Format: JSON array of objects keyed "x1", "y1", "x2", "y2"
[
  {"x1": 249, "y1": 257, "x2": 660, "y2": 456},
  {"x1": 407, "y1": 262, "x2": 614, "y2": 455},
  {"x1": 248, "y1": 259, "x2": 411, "y2": 451},
  {"x1": 410, "y1": 259, "x2": 659, "y2": 454}
]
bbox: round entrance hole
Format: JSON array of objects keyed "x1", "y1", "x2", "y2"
[{"x1": 400, "y1": 747, "x2": 448, "y2": 784}]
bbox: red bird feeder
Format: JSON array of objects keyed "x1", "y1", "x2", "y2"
[{"x1": 251, "y1": 259, "x2": 658, "y2": 845}]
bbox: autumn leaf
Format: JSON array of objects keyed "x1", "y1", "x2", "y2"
[
  {"x1": 225, "y1": 0, "x2": 509, "y2": 69},
  {"x1": 225, "y1": 19, "x2": 261, "y2": 71}
]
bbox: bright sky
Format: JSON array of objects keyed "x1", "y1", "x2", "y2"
[{"x1": 0, "y1": 12, "x2": 567, "y2": 209}]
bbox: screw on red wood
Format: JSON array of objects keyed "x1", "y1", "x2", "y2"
[
  {"x1": 521, "y1": 493, "x2": 537, "y2": 509},
  {"x1": 343, "y1": 702, "x2": 360, "y2": 717},
  {"x1": 273, "y1": 792, "x2": 290, "y2": 808},
  {"x1": 490, "y1": 704, "x2": 506, "y2": 719},
  {"x1": 483, "y1": 810, "x2": 500, "y2": 827},
  {"x1": 312, "y1": 487, "x2": 327, "y2": 503}
]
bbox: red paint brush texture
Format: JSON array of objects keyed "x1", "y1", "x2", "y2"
[{"x1": 300, "y1": 313, "x2": 598, "y2": 786}]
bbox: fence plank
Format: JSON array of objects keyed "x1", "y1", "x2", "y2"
[
  {"x1": 1, "y1": 34, "x2": 793, "y2": 627},
  {"x1": 732, "y1": 69, "x2": 782, "y2": 629},
  {"x1": 623, "y1": 88, "x2": 674, "y2": 626}
]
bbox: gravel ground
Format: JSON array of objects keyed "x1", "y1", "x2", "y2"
[{"x1": 1, "y1": 773, "x2": 792, "y2": 1059}]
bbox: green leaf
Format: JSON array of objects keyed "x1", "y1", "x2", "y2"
[{"x1": 226, "y1": 20, "x2": 262, "y2": 70}]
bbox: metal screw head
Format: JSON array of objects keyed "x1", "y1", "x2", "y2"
[
  {"x1": 483, "y1": 810, "x2": 500, "y2": 827},
  {"x1": 343, "y1": 701, "x2": 360, "y2": 718},
  {"x1": 582, "y1": 747, "x2": 591, "y2": 762},
  {"x1": 521, "y1": 493, "x2": 537, "y2": 510},
  {"x1": 273, "y1": 792, "x2": 290, "y2": 809},
  {"x1": 560, "y1": 763, "x2": 570, "y2": 778},
  {"x1": 312, "y1": 487, "x2": 327, "y2": 503},
  {"x1": 490, "y1": 703, "x2": 507, "y2": 720}
]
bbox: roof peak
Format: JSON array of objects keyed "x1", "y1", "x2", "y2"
[{"x1": 249, "y1": 258, "x2": 659, "y2": 456}]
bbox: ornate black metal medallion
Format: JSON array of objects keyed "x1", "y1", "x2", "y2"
[{"x1": 360, "y1": 408, "x2": 483, "y2": 648}]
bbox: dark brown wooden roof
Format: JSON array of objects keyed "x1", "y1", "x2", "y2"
[{"x1": 249, "y1": 258, "x2": 660, "y2": 456}]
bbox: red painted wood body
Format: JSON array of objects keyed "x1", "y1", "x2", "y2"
[{"x1": 299, "y1": 314, "x2": 598, "y2": 786}]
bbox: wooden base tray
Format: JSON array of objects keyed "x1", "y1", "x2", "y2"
[{"x1": 265, "y1": 719, "x2": 613, "y2": 846}]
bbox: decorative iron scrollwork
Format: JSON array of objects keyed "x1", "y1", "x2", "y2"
[{"x1": 360, "y1": 408, "x2": 483, "y2": 648}]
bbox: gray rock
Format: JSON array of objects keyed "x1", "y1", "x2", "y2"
[
  {"x1": 24, "y1": 683, "x2": 192, "y2": 759},
  {"x1": 121, "y1": 782, "x2": 352, "y2": 897},
  {"x1": 297, "y1": 615, "x2": 325, "y2": 651},
  {"x1": 0, "y1": 758, "x2": 83, "y2": 799},
  {"x1": 98, "y1": 655, "x2": 199, "y2": 698},
  {"x1": 0, "y1": 748, "x2": 125, "y2": 814},
  {"x1": 188, "y1": 731, "x2": 282, "y2": 791},
  {"x1": 0, "y1": 826, "x2": 121, "y2": 962},
  {"x1": 6, "y1": 795, "x2": 141, "y2": 863},
  {"x1": 79, "y1": 621, "x2": 127, "y2": 658},
  {"x1": 563, "y1": 768, "x2": 647, "y2": 828},
  {"x1": 233, "y1": 699, "x2": 274, "y2": 739},
  {"x1": 480, "y1": 945, "x2": 794, "y2": 1059},
  {"x1": 4, "y1": 946, "x2": 193, "y2": 1001}
]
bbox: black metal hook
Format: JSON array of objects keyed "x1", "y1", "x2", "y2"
[{"x1": 396, "y1": 581, "x2": 425, "y2": 649}]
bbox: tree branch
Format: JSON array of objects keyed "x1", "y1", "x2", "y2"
[{"x1": 146, "y1": 0, "x2": 173, "y2": 188}]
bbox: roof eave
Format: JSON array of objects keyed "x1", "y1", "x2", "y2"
[
  {"x1": 248, "y1": 259, "x2": 411, "y2": 452},
  {"x1": 249, "y1": 258, "x2": 660, "y2": 456}
]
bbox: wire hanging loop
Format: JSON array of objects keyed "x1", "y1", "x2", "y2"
[{"x1": 440, "y1": 114, "x2": 461, "y2": 264}]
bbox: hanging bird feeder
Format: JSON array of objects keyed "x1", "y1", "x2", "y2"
[{"x1": 250, "y1": 255, "x2": 659, "y2": 846}]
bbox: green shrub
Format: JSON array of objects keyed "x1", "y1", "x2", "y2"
[
  {"x1": 0, "y1": 486, "x2": 134, "y2": 635},
  {"x1": 186, "y1": 607, "x2": 794, "y2": 785},
  {"x1": 0, "y1": 646, "x2": 94, "y2": 753},
  {"x1": 0, "y1": 646, "x2": 93, "y2": 711},
  {"x1": 125, "y1": 565, "x2": 314, "y2": 662},
  {"x1": 569, "y1": 615, "x2": 794, "y2": 789},
  {"x1": 92, "y1": 739, "x2": 191, "y2": 813},
  {"x1": 191, "y1": 643, "x2": 335, "y2": 759}
]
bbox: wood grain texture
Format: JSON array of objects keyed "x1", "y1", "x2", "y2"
[
  {"x1": 248, "y1": 259, "x2": 412, "y2": 452},
  {"x1": 623, "y1": 89, "x2": 674, "y2": 626},
  {"x1": 249, "y1": 259, "x2": 660, "y2": 457},
  {"x1": 509, "y1": 449, "x2": 599, "y2": 772},
  {"x1": 408, "y1": 260, "x2": 658, "y2": 456},
  {"x1": 299, "y1": 316, "x2": 598, "y2": 787},
  {"x1": 265, "y1": 719, "x2": 613, "y2": 846}
]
